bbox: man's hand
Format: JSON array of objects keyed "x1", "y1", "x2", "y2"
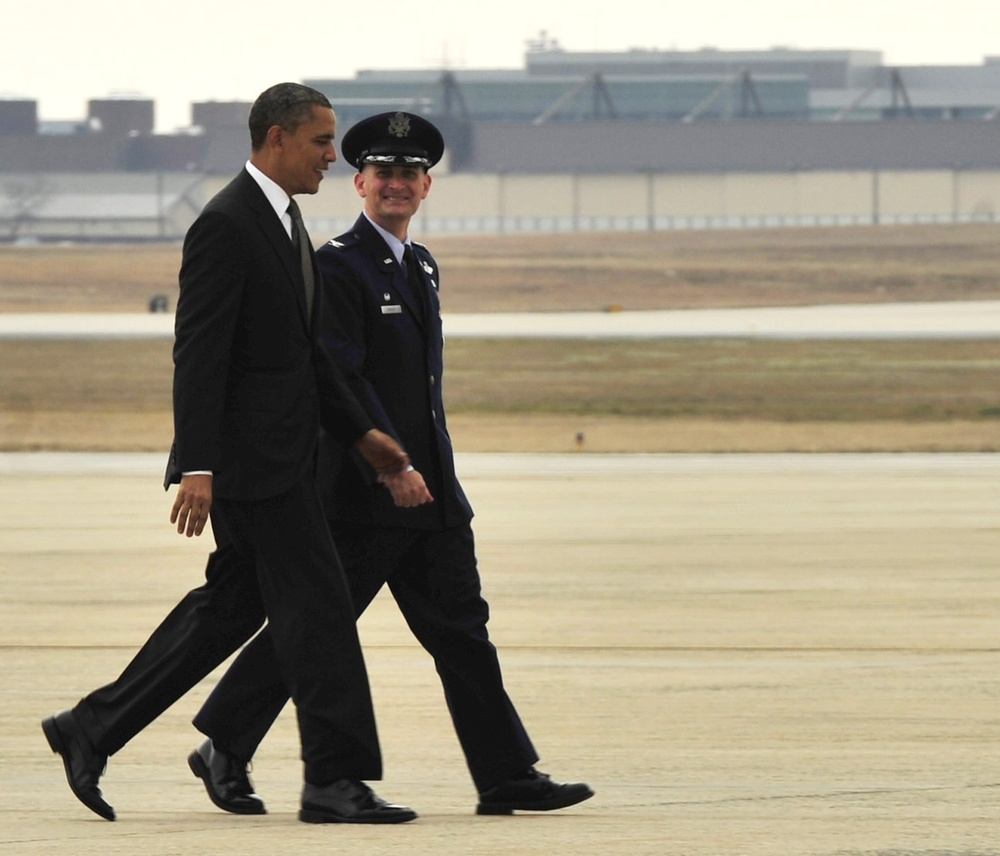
[
  {"x1": 170, "y1": 473, "x2": 212, "y2": 537},
  {"x1": 380, "y1": 468, "x2": 434, "y2": 508},
  {"x1": 355, "y1": 428, "x2": 410, "y2": 478}
]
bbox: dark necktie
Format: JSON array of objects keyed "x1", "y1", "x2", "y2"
[
  {"x1": 402, "y1": 244, "x2": 427, "y2": 324},
  {"x1": 287, "y1": 199, "x2": 315, "y2": 321}
]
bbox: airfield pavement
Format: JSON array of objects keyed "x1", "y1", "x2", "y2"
[
  {"x1": 6, "y1": 300, "x2": 1000, "y2": 340},
  {"x1": 1, "y1": 451, "x2": 997, "y2": 856}
]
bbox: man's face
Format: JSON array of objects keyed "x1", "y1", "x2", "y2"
[
  {"x1": 354, "y1": 164, "x2": 431, "y2": 227},
  {"x1": 273, "y1": 105, "x2": 337, "y2": 196}
]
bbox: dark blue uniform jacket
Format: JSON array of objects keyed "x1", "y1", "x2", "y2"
[{"x1": 316, "y1": 214, "x2": 473, "y2": 530}]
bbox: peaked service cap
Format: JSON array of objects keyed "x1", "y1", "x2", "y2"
[{"x1": 341, "y1": 111, "x2": 444, "y2": 170}]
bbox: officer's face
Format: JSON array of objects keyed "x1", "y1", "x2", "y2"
[
  {"x1": 355, "y1": 164, "x2": 431, "y2": 227},
  {"x1": 270, "y1": 106, "x2": 338, "y2": 196}
]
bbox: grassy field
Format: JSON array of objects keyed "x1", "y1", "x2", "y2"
[
  {"x1": 2, "y1": 223, "x2": 1000, "y2": 452},
  {"x1": 3, "y1": 222, "x2": 1000, "y2": 314}
]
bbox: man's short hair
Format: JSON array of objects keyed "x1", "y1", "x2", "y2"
[{"x1": 248, "y1": 83, "x2": 332, "y2": 151}]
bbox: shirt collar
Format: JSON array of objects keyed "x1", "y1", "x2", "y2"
[
  {"x1": 363, "y1": 211, "x2": 408, "y2": 265},
  {"x1": 245, "y1": 161, "x2": 293, "y2": 237}
]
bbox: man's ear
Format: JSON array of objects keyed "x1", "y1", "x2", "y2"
[
  {"x1": 265, "y1": 124, "x2": 284, "y2": 150},
  {"x1": 354, "y1": 172, "x2": 367, "y2": 197}
]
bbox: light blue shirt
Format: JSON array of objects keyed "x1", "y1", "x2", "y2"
[{"x1": 363, "y1": 211, "x2": 410, "y2": 264}]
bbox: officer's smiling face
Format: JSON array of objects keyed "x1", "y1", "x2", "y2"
[{"x1": 355, "y1": 164, "x2": 431, "y2": 228}]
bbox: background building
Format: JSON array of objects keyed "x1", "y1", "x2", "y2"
[{"x1": 2, "y1": 44, "x2": 1000, "y2": 240}]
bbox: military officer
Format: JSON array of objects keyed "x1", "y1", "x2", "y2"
[{"x1": 189, "y1": 111, "x2": 594, "y2": 816}]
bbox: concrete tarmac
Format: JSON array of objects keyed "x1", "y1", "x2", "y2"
[{"x1": 1, "y1": 452, "x2": 998, "y2": 855}]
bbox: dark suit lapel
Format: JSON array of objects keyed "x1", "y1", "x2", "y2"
[{"x1": 240, "y1": 171, "x2": 312, "y2": 329}]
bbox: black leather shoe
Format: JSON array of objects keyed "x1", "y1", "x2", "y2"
[
  {"x1": 41, "y1": 709, "x2": 115, "y2": 821},
  {"x1": 299, "y1": 780, "x2": 417, "y2": 824},
  {"x1": 188, "y1": 739, "x2": 266, "y2": 815},
  {"x1": 476, "y1": 767, "x2": 594, "y2": 815}
]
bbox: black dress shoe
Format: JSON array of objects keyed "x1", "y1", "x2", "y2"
[
  {"x1": 188, "y1": 738, "x2": 266, "y2": 815},
  {"x1": 41, "y1": 709, "x2": 115, "y2": 821},
  {"x1": 299, "y1": 779, "x2": 417, "y2": 824},
  {"x1": 476, "y1": 767, "x2": 594, "y2": 815}
]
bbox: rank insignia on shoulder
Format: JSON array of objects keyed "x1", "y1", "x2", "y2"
[{"x1": 326, "y1": 239, "x2": 345, "y2": 248}]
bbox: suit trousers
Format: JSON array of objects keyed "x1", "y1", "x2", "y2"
[
  {"x1": 209, "y1": 475, "x2": 382, "y2": 784},
  {"x1": 73, "y1": 532, "x2": 266, "y2": 758},
  {"x1": 194, "y1": 521, "x2": 538, "y2": 792},
  {"x1": 76, "y1": 474, "x2": 382, "y2": 785}
]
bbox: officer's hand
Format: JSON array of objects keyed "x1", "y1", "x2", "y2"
[{"x1": 355, "y1": 429, "x2": 410, "y2": 477}]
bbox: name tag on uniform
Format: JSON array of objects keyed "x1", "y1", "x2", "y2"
[{"x1": 381, "y1": 305, "x2": 402, "y2": 315}]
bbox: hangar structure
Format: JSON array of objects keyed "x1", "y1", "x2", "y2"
[
  {"x1": 304, "y1": 43, "x2": 1000, "y2": 173},
  {"x1": 2, "y1": 42, "x2": 1000, "y2": 241}
]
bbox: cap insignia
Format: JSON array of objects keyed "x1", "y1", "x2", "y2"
[{"x1": 387, "y1": 112, "x2": 411, "y2": 138}]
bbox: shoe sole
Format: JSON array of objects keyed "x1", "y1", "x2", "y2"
[
  {"x1": 476, "y1": 787, "x2": 595, "y2": 815},
  {"x1": 299, "y1": 807, "x2": 418, "y2": 824},
  {"x1": 187, "y1": 751, "x2": 267, "y2": 815},
  {"x1": 41, "y1": 715, "x2": 116, "y2": 822}
]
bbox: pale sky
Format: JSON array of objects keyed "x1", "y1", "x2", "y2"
[{"x1": 5, "y1": 0, "x2": 997, "y2": 132}]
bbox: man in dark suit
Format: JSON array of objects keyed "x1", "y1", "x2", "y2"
[
  {"x1": 41, "y1": 85, "x2": 416, "y2": 825},
  {"x1": 188, "y1": 112, "x2": 593, "y2": 816}
]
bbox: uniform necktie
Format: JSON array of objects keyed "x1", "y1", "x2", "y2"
[
  {"x1": 402, "y1": 244, "x2": 427, "y2": 324},
  {"x1": 287, "y1": 199, "x2": 314, "y2": 321}
]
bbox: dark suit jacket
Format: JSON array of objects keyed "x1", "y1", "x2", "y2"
[
  {"x1": 165, "y1": 169, "x2": 373, "y2": 500},
  {"x1": 316, "y1": 214, "x2": 472, "y2": 529}
]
